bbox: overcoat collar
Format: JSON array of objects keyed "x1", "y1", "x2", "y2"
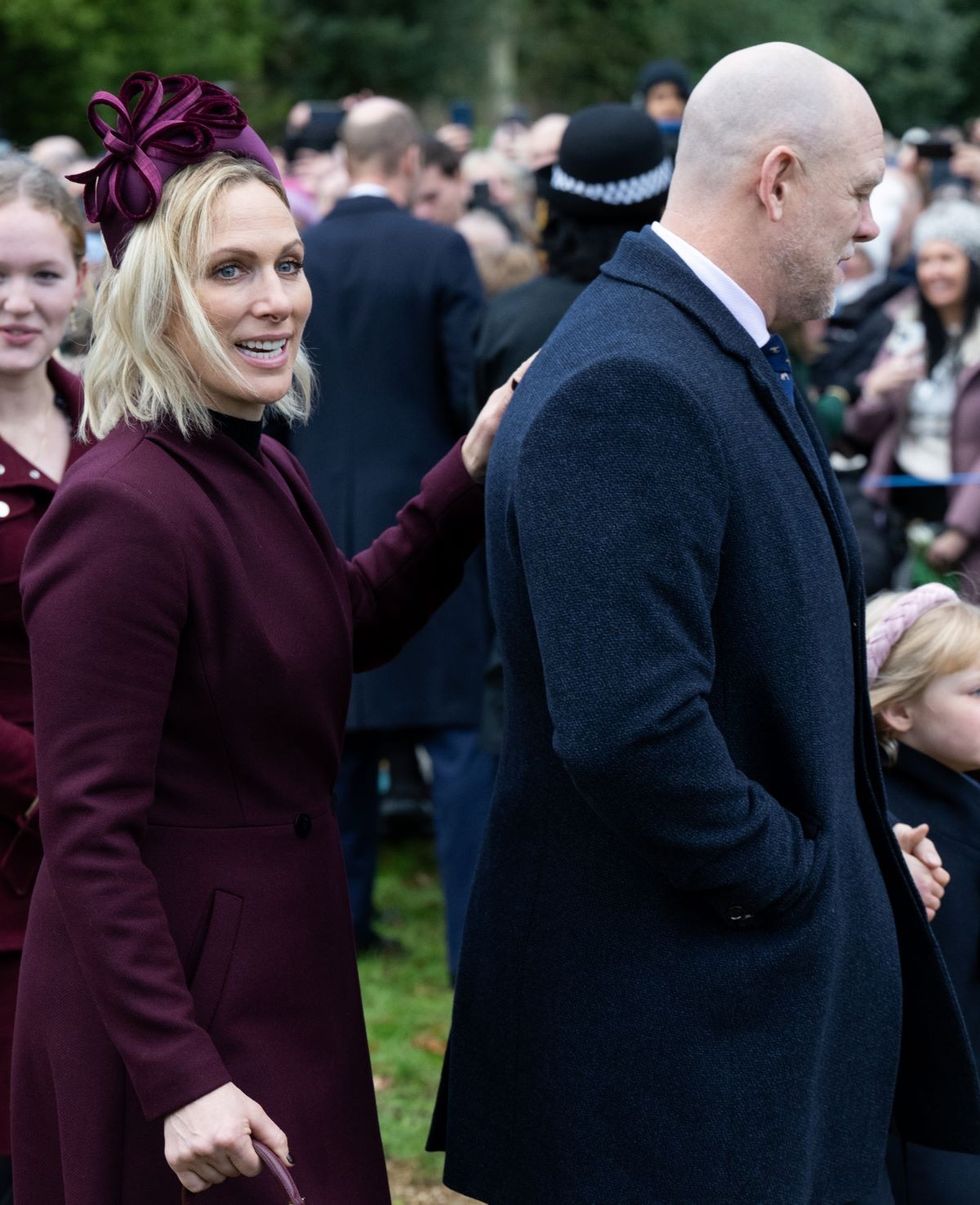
[
  {"x1": 602, "y1": 228, "x2": 856, "y2": 593},
  {"x1": 890, "y1": 745, "x2": 980, "y2": 850},
  {"x1": 327, "y1": 195, "x2": 402, "y2": 220}
]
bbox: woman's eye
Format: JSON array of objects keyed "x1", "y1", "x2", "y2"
[
  {"x1": 35, "y1": 270, "x2": 64, "y2": 283},
  {"x1": 279, "y1": 258, "x2": 303, "y2": 275},
  {"x1": 214, "y1": 263, "x2": 242, "y2": 281}
]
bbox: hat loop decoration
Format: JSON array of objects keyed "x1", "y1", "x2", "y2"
[{"x1": 68, "y1": 71, "x2": 278, "y2": 267}]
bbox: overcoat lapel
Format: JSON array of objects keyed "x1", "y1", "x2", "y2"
[{"x1": 603, "y1": 230, "x2": 855, "y2": 595}]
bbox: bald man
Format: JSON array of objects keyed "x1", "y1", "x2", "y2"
[{"x1": 430, "y1": 44, "x2": 980, "y2": 1203}]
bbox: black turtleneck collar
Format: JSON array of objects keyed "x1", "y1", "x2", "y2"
[{"x1": 209, "y1": 410, "x2": 263, "y2": 459}]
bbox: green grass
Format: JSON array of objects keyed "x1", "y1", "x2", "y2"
[{"x1": 359, "y1": 838, "x2": 454, "y2": 1187}]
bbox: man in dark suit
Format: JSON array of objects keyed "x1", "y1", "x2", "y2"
[
  {"x1": 432, "y1": 43, "x2": 980, "y2": 1202},
  {"x1": 292, "y1": 97, "x2": 491, "y2": 975}
]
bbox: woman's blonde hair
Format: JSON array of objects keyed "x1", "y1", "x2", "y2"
[
  {"x1": 0, "y1": 157, "x2": 86, "y2": 265},
  {"x1": 867, "y1": 590, "x2": 980, "y2": 761},
  {"x1": 82, "y1": 153, "x2": 312, "y2": 440}
]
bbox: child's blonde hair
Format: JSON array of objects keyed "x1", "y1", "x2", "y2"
[{"x1": 867, "y1": 590, "x2": 980, "y2": 762}]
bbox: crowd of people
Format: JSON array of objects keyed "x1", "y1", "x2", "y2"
[{"x1": 1, "y1": 38, "x2": 980, "y2": 1205}]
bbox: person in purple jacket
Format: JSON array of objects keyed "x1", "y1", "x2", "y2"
[{"x1": 11, "y1": 72, "x2": 518, "y2": 1204}]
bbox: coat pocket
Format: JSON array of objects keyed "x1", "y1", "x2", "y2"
[{"x1": 188, "y1": 889, "x2": 243, "y2": 1031}]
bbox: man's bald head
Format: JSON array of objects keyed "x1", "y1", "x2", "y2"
[
  {"x1": 662, "y1": 43, "x2": 885, "y2": 327},
  {"x1": 342, "y1": 97, "x2": 422, "y2": 178},
  {"x1": 672, "y1": 43, "x2": 876, "y2": 199}
]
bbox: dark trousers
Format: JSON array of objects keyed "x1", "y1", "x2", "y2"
[{"x1": 335, "y1": 727, "x2": 496, "y2": 976}]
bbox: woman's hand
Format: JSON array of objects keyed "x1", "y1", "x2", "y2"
[
  {"x1": 461, "y1": 354, "x2": 537, "y2": 483},
  {"x1": 863, "y1": 354, "x2": 924, "y2": 400},
  {"x1": 164, "y1": 1082, "x2": 290, "y2": 1194},
  {"x1": 926, "y1": 528, "x2": 970, "y2": 571},
  {"x1": 893, "y1": 822, "x2": 950, "y2": 921}
]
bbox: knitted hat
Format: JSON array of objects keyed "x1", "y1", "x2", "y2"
[
  {"x1": 912, "y1": 200, "x2": 980, "y2": 265},
  {"x1": 636, "y1": 59, "x2": 692, "y2": 101},
  {"x1": 67, "y1": 71, "x2": 281, "y2": 267},
  {"x1": 544, "y1": 103, "x2": 672, "y2": 225}
]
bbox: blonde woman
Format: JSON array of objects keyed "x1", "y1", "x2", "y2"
[{"x1": 13, "y1": 73, "x2": 515, "y2": 1204}]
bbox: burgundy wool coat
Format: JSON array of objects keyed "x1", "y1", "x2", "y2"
[
  {"x1": 0, "y1": 359, "x2": 85, "y2": 949},
  {"x1": 11, "y1": 418, "x2": 485, "y2": 1204}
]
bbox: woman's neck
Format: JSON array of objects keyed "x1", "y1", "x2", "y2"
[
  {"x1": 0, "y1": 363, "x2": 56, "y2": 421},
  {"x1": 938, "y1": 303, "x2": 966, "y2": 333}
]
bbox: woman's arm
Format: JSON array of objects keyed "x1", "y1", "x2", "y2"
[{"x1": 844, "y1": 349, "x2": 921, "y2": 444}]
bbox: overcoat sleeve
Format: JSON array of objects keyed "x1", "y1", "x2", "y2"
[
  {"x1": 511, "y1": 357, "x2": 821, "y2": 922},
  {"x1": 342, "y1": 442, "x2": 486, "y2": 671},
  {"x1": 21, "y1": 476, "x2": 231, "y2": 1120}
]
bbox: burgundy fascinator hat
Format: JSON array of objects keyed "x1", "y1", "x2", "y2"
[{"x1": 68, "y1": 71, "x2": 281, "y2": 267}]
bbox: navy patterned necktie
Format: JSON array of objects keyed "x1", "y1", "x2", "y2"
[{"x1": 762, "y1": 334, "x2": 795, "y2": 403}]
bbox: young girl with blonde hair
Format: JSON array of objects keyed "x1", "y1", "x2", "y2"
[{"x1": 868, "y1": 583, "x2": 980, "y2": 1201}]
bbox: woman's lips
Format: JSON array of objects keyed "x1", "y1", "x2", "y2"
[
  {"x1": 235, "y1": 336, "x2": 291, "y2": 369},
  {"x1": 0, "y1": 327, "x2": 41, "y2": 347}
]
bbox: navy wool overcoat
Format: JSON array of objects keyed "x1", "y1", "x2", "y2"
[
  {"x1": 293, "y1": 196, "x2": 488, "y2": 730},
  {"x1": 432, "y1": 229, "x2": 980, "y2": 1204}
]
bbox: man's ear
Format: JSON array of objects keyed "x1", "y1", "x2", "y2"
[
  {"x1": 758, "y1": 145, "x2": 799, "y2": 221},
  {"x1": 402, "y1": 142, "x2": 421, "y2": 180},
  {"x1": 878, "y1": 700, "x2": 915, "y2": 734}
]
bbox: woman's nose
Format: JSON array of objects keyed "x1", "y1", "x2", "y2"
[
  {"x1": 252, "y1": 270, "x2": 291, "y2": 319},
  {"x1": 0, "y1": 276, "x2": 34, "y2": 314}
]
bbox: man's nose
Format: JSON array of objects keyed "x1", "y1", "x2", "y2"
[{"x1": 855, "y1": 201, "x2": 880, "y2": 244}]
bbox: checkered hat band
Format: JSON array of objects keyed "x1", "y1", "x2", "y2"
[{"x1": 550, "y1": 158, "x2": 673, "y2": 206}]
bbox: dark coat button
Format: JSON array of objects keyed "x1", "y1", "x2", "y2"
[
  {"x1": 294, "y1": 813, "x2": 312, "y2": 838},
  {"x1": 727, "y1": 905, "x2": 753, "y2": 922}
]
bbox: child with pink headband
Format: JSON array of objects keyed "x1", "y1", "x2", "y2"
[{"x1": 868, "y1": 583, "x2": 980, "y2": 1201}]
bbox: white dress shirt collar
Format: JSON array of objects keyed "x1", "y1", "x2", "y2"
[
  {"x1": 346, "y1": 184, "x2": 391, "y2": 200},
  {"x1": 651, "y1": 222, "x2": 770, "y2": 349}
]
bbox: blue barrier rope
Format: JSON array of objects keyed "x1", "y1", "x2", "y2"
[{"x1": 865, "y1": 473, "x2": 980, "y2": 488}]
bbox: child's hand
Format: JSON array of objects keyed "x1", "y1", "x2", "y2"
[{"x1": 893, "y1": 822, "x2": 950, "y2": 921}]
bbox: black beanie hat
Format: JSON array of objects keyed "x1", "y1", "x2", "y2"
[
  {"x1": 283, "y1": 108, "x2": 345, "y2": 163},
  {"x1": 544, "y1": 103, "x2": 672, "y2": 225},
  {"x1": 636, "y1": 58, "x2": 692, "y2": 101}
]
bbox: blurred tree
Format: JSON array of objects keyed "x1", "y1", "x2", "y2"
[
  {"x1": 253, "y1": 0, "x2": 486, "y2": 136},
  {"x1": 512, "y1": 0, "x2": 976, "y2": 134},
  {"x1": 0, "y1": 0, "x2": 976, "y2": 149},
  {"x1": 0, "y1": 0, "x2": 267, "y2": 148}
]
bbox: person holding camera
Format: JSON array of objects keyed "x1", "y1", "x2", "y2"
[{"x1": 846, "y1": 199, "x2": 980, "y2": 596}]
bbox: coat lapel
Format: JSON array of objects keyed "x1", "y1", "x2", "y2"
[{"x1": 603, "y1": 230, "x2": 855, "y2": 593}]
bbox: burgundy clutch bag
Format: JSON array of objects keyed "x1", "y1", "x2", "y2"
[{"x1": 179, "y1": 1140, "x2": 305, "y2": 1203}]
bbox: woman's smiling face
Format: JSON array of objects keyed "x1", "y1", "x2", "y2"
[
  {"x1": 0, "y1": 200, "x2": 85, "y2": 380},
  {"x1": 916, "y1": 239, "x2": 971, "y2": 324},
  {"x1": 178, "y1": 179, "x2": 312, "y2": 421}
]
